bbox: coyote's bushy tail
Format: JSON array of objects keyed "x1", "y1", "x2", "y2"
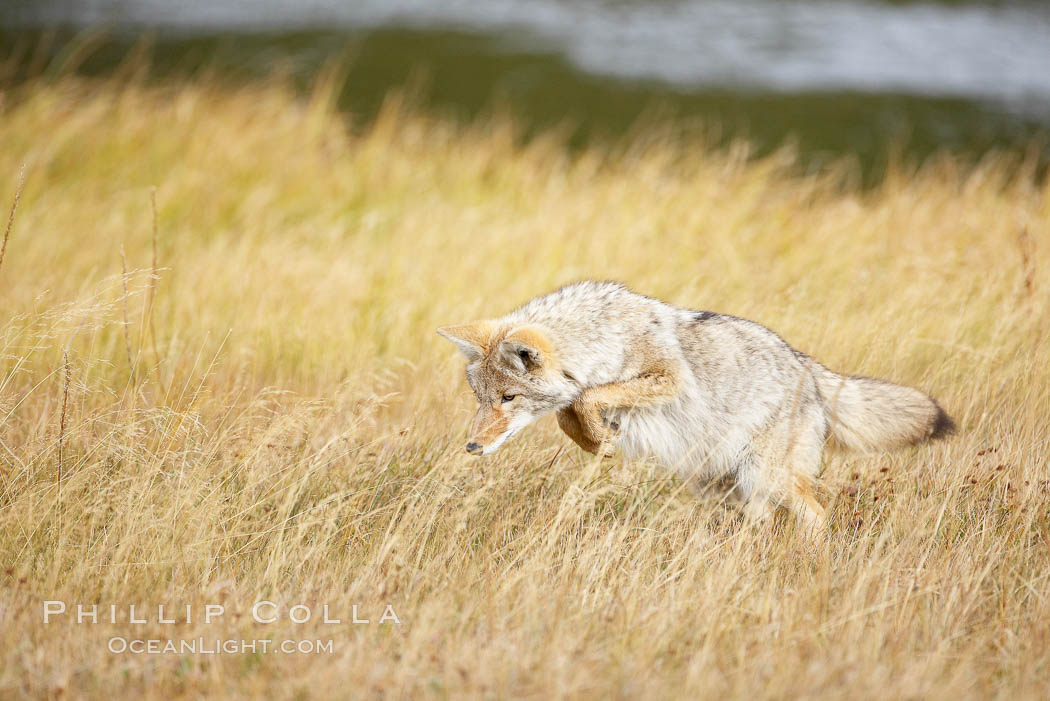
[{"x1": 813, "y1": 365, "x2": 955, "y2": 453}]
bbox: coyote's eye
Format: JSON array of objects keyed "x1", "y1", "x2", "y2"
[{"x1": 501, "y1": 394, "x2": 517, "y2": 403}]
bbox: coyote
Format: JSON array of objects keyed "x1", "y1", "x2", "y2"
[{"x1": 438, "y1": 281, "x2": 953, "y2": 532}]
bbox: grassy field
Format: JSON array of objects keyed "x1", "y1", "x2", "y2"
[{"x1": 1, "y1": 74, "x2": 1048, "y2": 699}]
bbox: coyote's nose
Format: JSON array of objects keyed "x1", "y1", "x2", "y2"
[{"x1": 465, "y1": 442, "x2": 482, "y2": 455}]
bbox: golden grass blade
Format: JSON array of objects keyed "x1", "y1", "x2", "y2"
[{"x1": 0, "y1": 163, "x2": 26, "y2": 278}]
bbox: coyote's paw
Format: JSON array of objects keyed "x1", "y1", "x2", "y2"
[
  {"x1": 587, "y1": 421, "x2": 618, "y2": 457},
  {"x1": 571, "y1": 393, "x2": 619, "y2": 457},
  {"x1": 556, "y1": 407, "x2": 605, "y2": 456}
]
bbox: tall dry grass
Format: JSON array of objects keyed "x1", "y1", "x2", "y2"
[{"x1": 0, "y1": 74, "x2": 1048, "y2": 699}]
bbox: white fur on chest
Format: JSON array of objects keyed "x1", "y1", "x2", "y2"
[{"x1": 613, "y1": 392, "x2": 750, "y2": 481}]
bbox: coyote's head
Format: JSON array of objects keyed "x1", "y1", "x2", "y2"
[{"x1": 438, "y1": 321, "x2": 576, "y2": 455}]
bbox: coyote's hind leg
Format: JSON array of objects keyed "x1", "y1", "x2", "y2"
[
  {"x1": 786, "y1": 475, "x2": 826, "y2": 536},
  {"x1": 734, "y1": 471, "x2": 824, "y2": 536},
  {"x1": 734, "y1": 405, "x2": 828, "y2": 537},
  {"x1": 754, "y1": 403, "x2": 829, "y2": 537},
  {"x1": 782, "y1": 408, "x2": 829, "y2": 536},
  {"x1": 741, "y1": 497, "x2": 775, "y2": 525},
  {"x1": 732, "y1": 455, "x2": 778, "y2": 527}
]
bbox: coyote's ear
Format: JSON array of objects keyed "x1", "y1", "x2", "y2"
[
  {"x1": 498, "y1": 326, "x2": 555, "y2": 374},
  {"x1": 437, "y1": 321, "x2": 496, "y2": 362}
]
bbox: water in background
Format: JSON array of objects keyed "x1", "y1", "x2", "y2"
[{"x1": 3, "y1": 0, "x2": 1049, "y2": 180}]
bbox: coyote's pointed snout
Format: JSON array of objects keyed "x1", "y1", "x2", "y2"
[{"x1": 438, "y1": 320, "x2": 577, "y2": 456}]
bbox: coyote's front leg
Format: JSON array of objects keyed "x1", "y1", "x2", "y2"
[
  {"x1": 556, "y1": 405, "x2": 608, "y2": 456},
  {"x1": 557, "y1": 367, "x2": 681, "y2": 456}
]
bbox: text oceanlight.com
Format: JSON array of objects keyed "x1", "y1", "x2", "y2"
[{"x1": 107, "y1": 637, "x2": 335, "y2": 655}]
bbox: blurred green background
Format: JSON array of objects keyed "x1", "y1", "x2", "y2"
[{"x1": 3, "y1": 0, "x2": 1049, "y2": 183}]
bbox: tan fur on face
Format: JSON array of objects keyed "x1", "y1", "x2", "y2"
[
  {"x1": 438, "y1": 324, "x2": 563, "y2": 450},
  {"x1": 503, "y1": 326, "x2": 559, "y2": 370},
  {"x1": 468, "y1": 403, "x2": 510, "y2": 446}
]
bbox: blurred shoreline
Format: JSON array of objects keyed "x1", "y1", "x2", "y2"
[{"x1": 2, "y1": 19, "x2": 1048, "y2": 184}]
